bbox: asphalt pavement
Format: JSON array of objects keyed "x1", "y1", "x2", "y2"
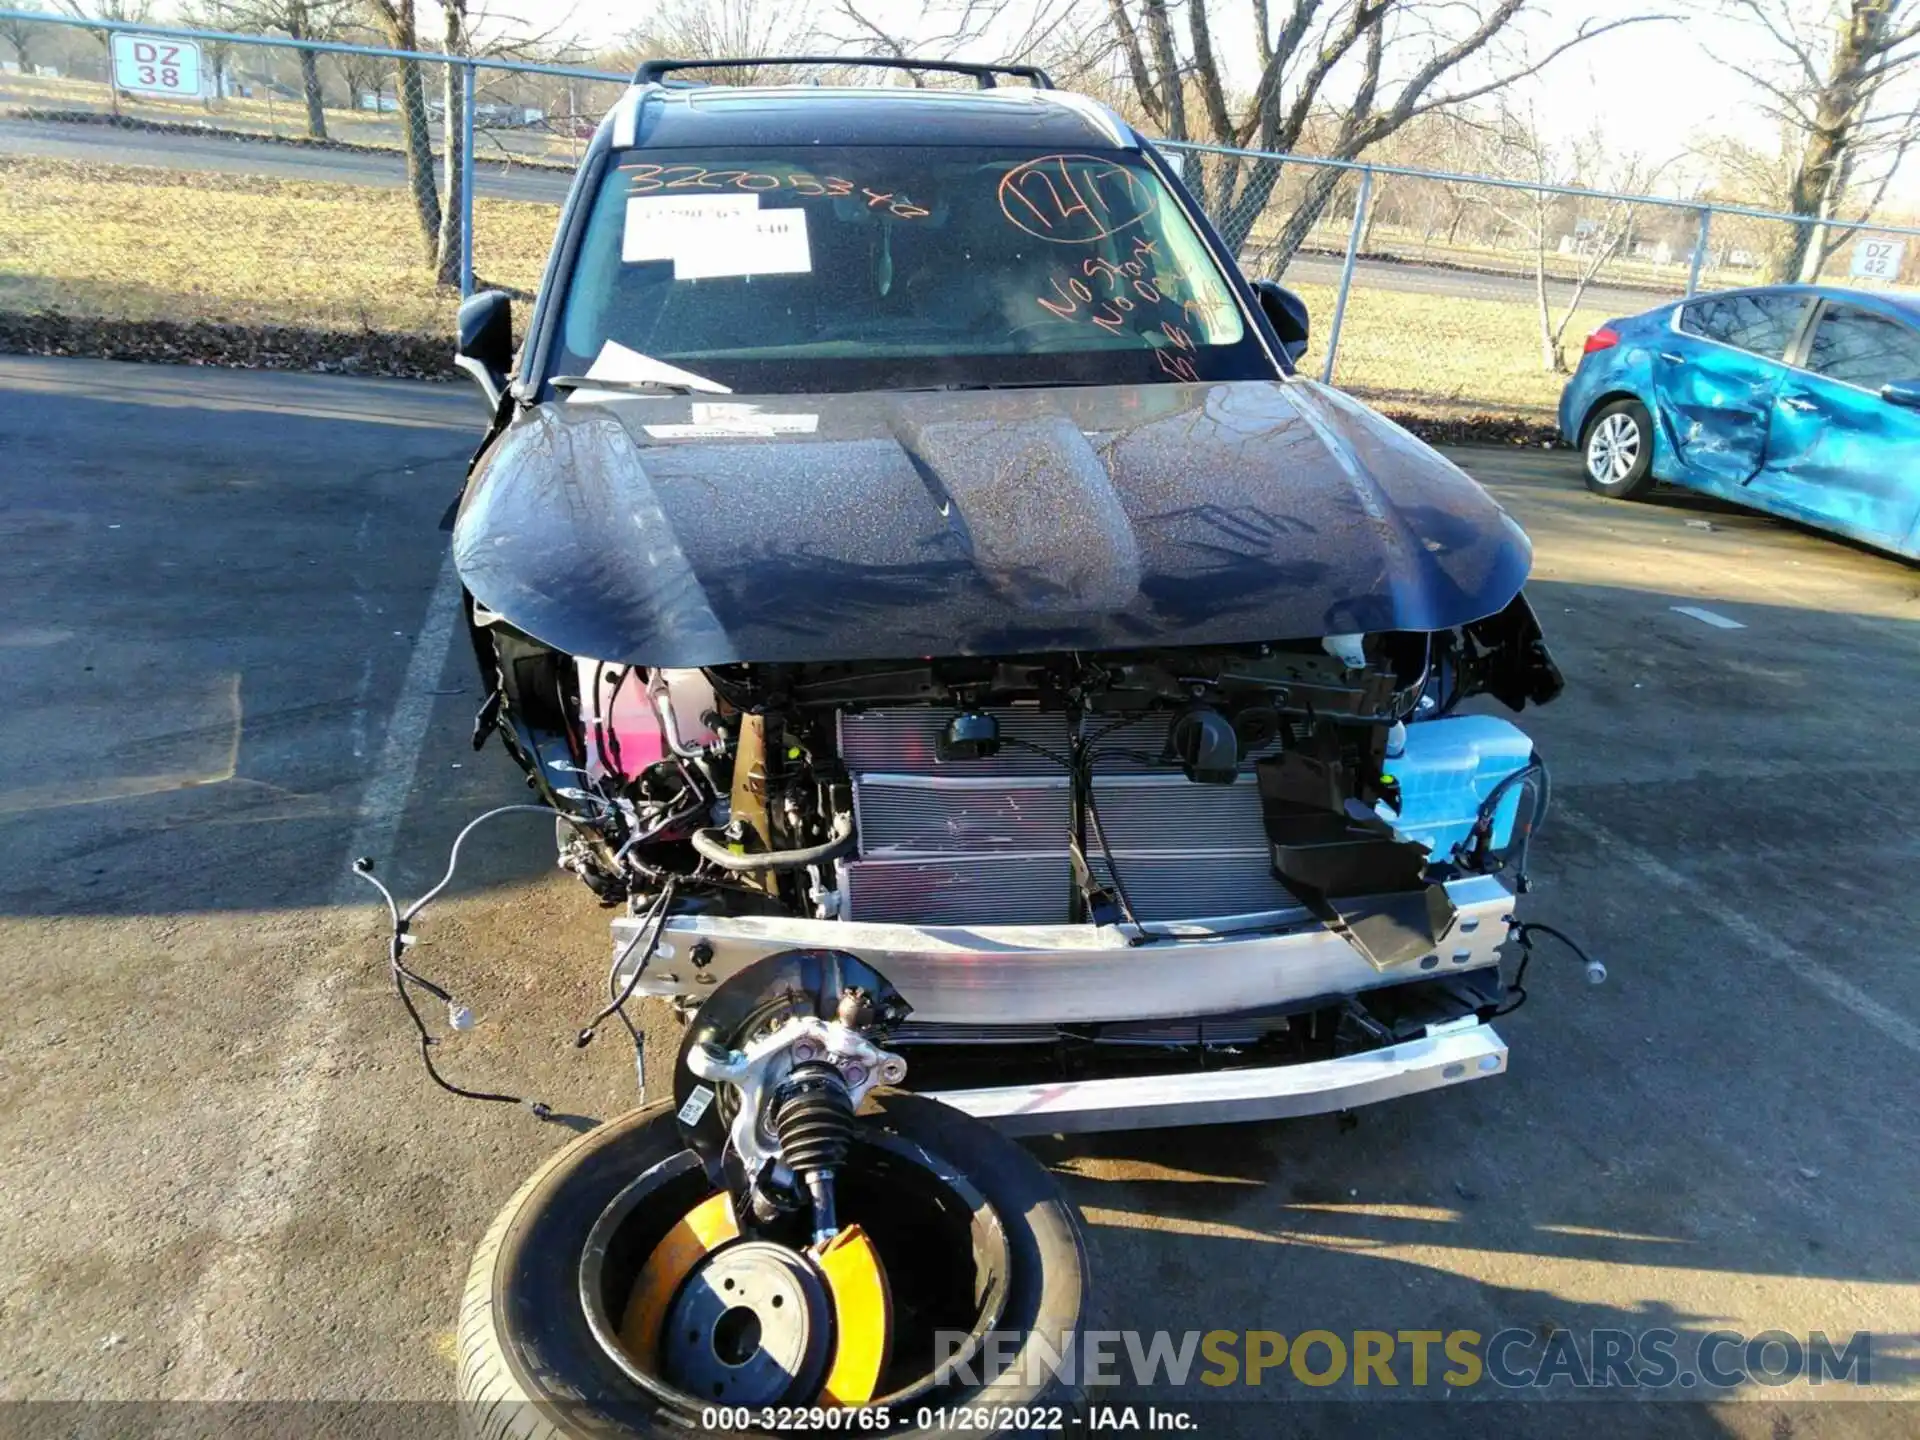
[
  {"x1": 0, "y1": 115, "x2": 1673, "y2": 317},
  {"x1": 0, "y1": 356, "x2": 1915, "y2": 1436}
]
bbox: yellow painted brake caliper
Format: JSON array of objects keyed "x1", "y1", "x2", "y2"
[{"x1": 814, "y1": 1224, "x2": 891, "y2": 1405}]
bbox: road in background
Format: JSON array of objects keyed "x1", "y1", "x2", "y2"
[
  {"x1": 0, "y1": 357, "x2": 1915, "y2": 1433},
  {"x1": 0, "y1": 113, "x2": 574, "y2": 205}
]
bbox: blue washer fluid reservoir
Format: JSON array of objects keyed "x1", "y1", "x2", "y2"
[{"x1": 1376, "y1": 715, "x2": 1536, "y2": 860}]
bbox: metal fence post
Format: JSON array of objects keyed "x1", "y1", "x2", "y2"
[
  {"x1": 1686, "y1": 207, "x2": 1711, "y2": 297},
  {"x1": 459, "y1": 59, "x2": 477, "y2": 299},
  {"x1": 1320, "y1": 167, "x2": 1372, "y2": 385}
]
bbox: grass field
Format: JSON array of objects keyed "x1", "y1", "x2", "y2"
[
  {"x1": 0, "y1": 155, "x2": 1602, "y2": 416},
  {"x1": 0, "y1": 156, "x2": 554, "y2": 334}
]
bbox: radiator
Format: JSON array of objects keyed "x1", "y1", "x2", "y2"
[{"x1": 836, "y1": 706, "x2": 1294, "y2": 925}]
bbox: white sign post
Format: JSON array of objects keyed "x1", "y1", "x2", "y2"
[
  {"x1": 110, "y1": 34, "x2": 203, "y2": 98},
  {"x1": 1850, "y1": 237, "x2": 1906, "y2": 281}
]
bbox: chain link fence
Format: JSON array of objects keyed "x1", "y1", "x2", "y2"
[
  {"x1": 2, "y1": 10, "x2": 1917, "y2": 419},
  {"x1": 0, "y1": 8, "x2": 617, "y2": 368},
  {"x1": 1163, "y1": 139, "x2": 1920, "y2": 425}
]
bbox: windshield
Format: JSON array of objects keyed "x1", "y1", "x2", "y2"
[{"x1": 549, "y1": 145, "x2": 1275, "y2": 393}]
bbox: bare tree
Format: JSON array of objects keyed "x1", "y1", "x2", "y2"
[
  {"x1": 1, "y1": 1, "x2": 43, "y2": 74},
  {"x1": 431, "y1": 0, "x2": 466, "y2": 286},
  {"x1": 51, "y1": 0, "x2": 150, "y2": 49},
  {"x1": 433, "y1": 4, "x2": 592, "y2": 283},
  {"x1": 54, "y1": 0, "x2": 152, "y2": 112},
  {"x1": 225, "y1": 1, "x2": 354, "y2": 138},
  {"x1": 829, "y1": 0, "x2": 1083, "y2": 84},
  {"x1": 364, "y1": 0, "x2": 441, "y2": 261},
  {"x1": 180, "y1": 0, "x2": 240, "y2": 101},
  {"x1": 1103, "y1": 0, "x2": 1672, "y2": 273},
  {"x1": 329, "y1": 23, "x2": 392, "y2": 110},
  {"x1": 621, "y1": 0, "x2": 820, "y2": 84},
  {"x1": 1715, "y1": 0, "x2": 1920, "y2": 281},
  {"x1": 1476, "y1": 107, "x2": 1665, "y2": 371}
]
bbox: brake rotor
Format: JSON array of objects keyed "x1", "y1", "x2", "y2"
[
  {"x1": 663, "y1": 1241, "x2": 834, "y2": 1405},
  {"x1": 620, "y1": 1192, "x2": 894, "y2": 1407}
]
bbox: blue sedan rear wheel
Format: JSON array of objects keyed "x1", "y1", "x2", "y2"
[{"x1": 1581, "y1": 399, "x2": 1656, "y2": 499}]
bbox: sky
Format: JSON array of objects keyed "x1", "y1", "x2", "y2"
[
  {"x1": 143, "y1": 0, "x2": 1919, "y2": 206},
  {"x1": 547, "y1": 0, "x2": 1835, "y2": 168}
]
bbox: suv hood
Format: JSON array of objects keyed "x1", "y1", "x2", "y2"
[{"x1": 454, "y1": 379, "x2": 1532, "y2": 665}]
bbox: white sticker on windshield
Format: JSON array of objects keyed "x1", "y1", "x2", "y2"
[
  {"x1": 643, "y1": 403, "x2": 819, "y2": 438},
  {"x1": 674, "y1": 208, "x2": 812, "y2": 281},
  {"x1": 622, "y1": 193, "x2": 759, "y2": 262}
]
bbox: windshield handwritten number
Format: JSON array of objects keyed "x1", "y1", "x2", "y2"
[
  {"x1": 1156, "y1": 351, "x2": 1201, "y2": 381},
  {"x1": 999, "y1": 155, "x2": 1158, "y2": 243},
  {"x1": 662, "y1": 165, "x2": 723, "y2": 190},
  {"x1": 785, "y1": 174, "x2": 854, "y2": 198},
  {"x1": 621, "y1": 166, "x2": 906, "y2": 208},
  {"x1": 1156, "y1": 321, "x2": 1200, "y2": 381}
]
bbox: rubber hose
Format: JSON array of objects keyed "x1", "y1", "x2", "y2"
[{"x1": 689, "y1": 815, "x2": 855, "y2": 872}]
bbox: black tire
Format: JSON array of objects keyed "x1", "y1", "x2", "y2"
[
  {"x1": 1580, "y1": 397, "x2": 1657, "y2": 499},
  {"x1": 458, "y1": 1095, "x2": 1086, "y2": 1440}
]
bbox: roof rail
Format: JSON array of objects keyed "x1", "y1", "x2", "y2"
[{"x1": 632, "y1": 56, "x2": 1055, "y2": 90}]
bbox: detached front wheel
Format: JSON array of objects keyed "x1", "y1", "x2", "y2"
[
  {"x1": 1581, "y1": 398, "x2": 1656, "y2": 499},
  {"x1": 457, "y1": 1095, "x2": 1086, "y2": 1440}
]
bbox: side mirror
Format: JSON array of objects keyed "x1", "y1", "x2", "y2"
[
  {"x1": 1251, "y1": 280, "x2": 1310, "y2": 365},
  {"x1": 1880, "y1": 378, "x2": 1920, "y2": 410},
  {"x1": 455, "y1": 289, "x2": 514, "y2": 411}
]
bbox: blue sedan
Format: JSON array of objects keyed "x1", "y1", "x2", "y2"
[{"x1": 1557, "y1": 285, "x2": 1920, "y2": 558}]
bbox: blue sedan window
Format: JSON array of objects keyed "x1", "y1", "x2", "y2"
[
  {"x1": 1804, "y1": 305, "x2": 1920, "y2": 390},
  {"x1": 1678, "y1": 293, "x2": 1807, "y2": 359}
]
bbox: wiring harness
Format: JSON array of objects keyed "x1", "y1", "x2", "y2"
[
  {"x1": 350, "y1": 803, "x2": 676, "y2": 1118},
  {"x1": 1488, "y1": 919, "x2": 1607, "y2": 1018}
]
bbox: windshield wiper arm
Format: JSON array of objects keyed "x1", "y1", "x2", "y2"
[{"x1": 551, "y1": 345, "x2": 732, "y2": 397}]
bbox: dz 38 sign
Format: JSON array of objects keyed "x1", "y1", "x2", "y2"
[{"x1": 111, "y1": 34, "x2": 203, "y2": 98}]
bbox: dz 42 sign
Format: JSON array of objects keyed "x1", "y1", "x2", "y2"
[
  {"x1": 1849, "y1": 237, "x2": 1906, "y2": 280},
  {"x1": 111, "y1": 34, "x2": 202, "y2": 97}
]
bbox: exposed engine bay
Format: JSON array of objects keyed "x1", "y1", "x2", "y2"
[{"x1": 474, "y1": 592, "x2": 1561, "y2": 974}]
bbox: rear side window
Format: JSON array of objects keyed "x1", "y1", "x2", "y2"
[
  {"x1": 1677, "y1": 293, "x2": 1808, "y2": 359},
  {"x1": 1803, "y1": 304, "x2": 1920, "y2": 390}
]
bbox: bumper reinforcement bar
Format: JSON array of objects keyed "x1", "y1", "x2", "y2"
[{"x1": 925, "y1": 1022, "x2": 1508, "y2": 1135}]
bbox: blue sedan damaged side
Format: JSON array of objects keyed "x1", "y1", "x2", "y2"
[{"x1": 1558, "y1": 284, "x2": 1920, "y2": 559}]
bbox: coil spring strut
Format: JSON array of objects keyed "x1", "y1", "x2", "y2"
[{"x1": 772, "y1": 1062, "x2": 855, "y2": 1243}]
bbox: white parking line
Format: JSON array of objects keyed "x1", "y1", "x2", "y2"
[
  {"x1": 165, "y1": 551, "x2": 466, "y2": 1400},
  {"x1": 1556, "y1": 810, "x2": 1920, "y2": 1059},
  {"x1": 1670, "y1": 605, "x2": 1746, "y2": 630}
]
